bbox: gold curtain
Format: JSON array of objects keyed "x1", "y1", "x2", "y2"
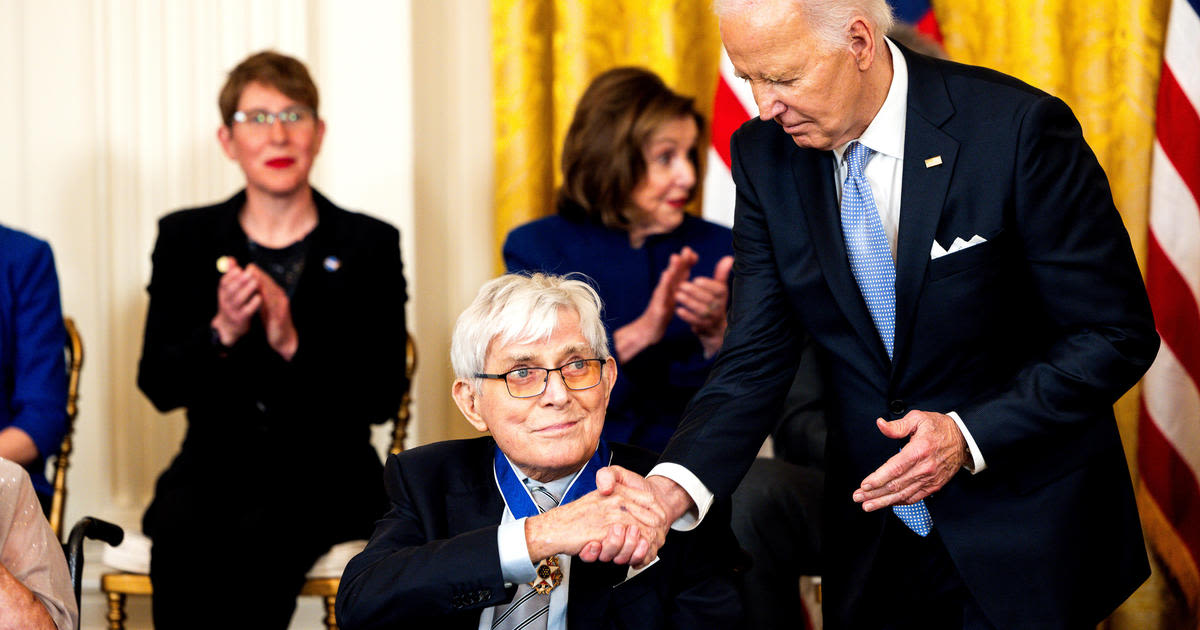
[
  {"x1": 492, "y1": 0, "x2": 721, "y2": 270},
  {"x1": 933, "y1": 1, "x2": 1182, "y2": 627}
]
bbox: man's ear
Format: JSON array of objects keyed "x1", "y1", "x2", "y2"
[
  {"x1": 847, "y1": 16, "x2": 877, "y2": 71},
  {"x1": 602, "y1": 357, "x2": 618, "y2": 398},
  {"x1": 452, "y1": 379, "x2": 489, "y2": 433}
]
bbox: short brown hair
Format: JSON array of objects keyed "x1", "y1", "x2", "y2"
[
  {"x1": 557, "y1": 67, "x2": 705, "y2": 230},
  {"x1": 218, "y1": 51, "x2": 319, "y2": 127}
]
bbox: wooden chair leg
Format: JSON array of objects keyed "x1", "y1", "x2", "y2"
[
  {"x1": 105, "y1": 591, "x2": 127, "y2": 630},
  {"x1": 322, "y1": 594, "x2": 338, "y2": 630}
]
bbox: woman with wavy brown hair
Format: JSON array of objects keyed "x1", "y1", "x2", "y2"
[{"x1": 504, "y1": 67, "x2": 733, "y2": 453}]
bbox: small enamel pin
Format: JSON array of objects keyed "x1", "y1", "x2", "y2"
[
  {"x1": 215, "y1": 255, "x2": 235, "y2": 273},
  {"x1": 323, "y1": 256, "x2": 341, "y2": 272},
  {"x1": 925, "y1": 155, "x2": 943, "y2": 168}
]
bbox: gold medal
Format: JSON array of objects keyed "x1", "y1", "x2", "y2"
[{"x1": 529, "y1": 556, "x2": 563, "y2": 595}]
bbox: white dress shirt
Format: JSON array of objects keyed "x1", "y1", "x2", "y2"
[
  {"x1": 480, "y1": 463, "x2": 579, "y2": 630},
  {"x1": 650, "y1": 38, "x2": 985, "y2": 531}
]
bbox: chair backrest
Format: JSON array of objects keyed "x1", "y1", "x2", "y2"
[
  {"x1": 389, "y1": 334, "x2": 418, "y2": 455},
  {"x1": 49, "y1": 317, "x2": 83, "y2": 540}
]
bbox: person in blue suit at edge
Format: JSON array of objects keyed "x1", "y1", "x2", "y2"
[{"x1": 0, "y1": 224, "x2": 68, "y2": 515}]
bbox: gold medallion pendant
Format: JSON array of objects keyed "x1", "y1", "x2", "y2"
[{"x1": 530, "y1": 556, "x2": 563, "y2": 595}]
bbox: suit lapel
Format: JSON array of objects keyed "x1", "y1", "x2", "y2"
[
  {"x1": 447, "y1": 440, "x2": 506, "y2": 535},
  {"x1": 290, "y1": 190, "x2": 338, "y2": 316},
  {"x1": 793, "y1": 146, "x2": 892, "y2": 370},
  {"x1": 892, "y1": 49, "x2": 958, "y2": 369}
]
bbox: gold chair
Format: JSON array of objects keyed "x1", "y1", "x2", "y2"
[
  {"x1": 48, "y1": 316, "x2": 84, "y2": 540},
  {"x1": 100, "y1": 334, "x2": 417, "y2": 630}
]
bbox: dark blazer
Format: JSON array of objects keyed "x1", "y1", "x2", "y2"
[
  {"x1": 659, "y1": 45, "x2": 1158, "y2": 629},
  {"x1": 139, "y1": 188, "x2": 407, "y2": 544},
  {"x1": 336, "y1": 438, "x2": 744, "y2": 630}
]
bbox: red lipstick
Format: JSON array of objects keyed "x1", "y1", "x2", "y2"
[{"x1": 265, "y1": 158, "x2": 295, "y2": 168}]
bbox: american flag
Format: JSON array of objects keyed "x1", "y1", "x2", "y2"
[{"x1": 1139, "y1": 0, "x2": 1200, "y2": 620}]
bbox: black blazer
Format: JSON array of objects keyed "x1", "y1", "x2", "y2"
[
  {"x1": 336, "y1": 438, "x2": 744, "y2": 630},
  {"x1": 139, "y1": 189, "x2": 407, "y2": 542},
  {"x1": 660, "y1": 46, "x2": 1157, "y2": 629}
]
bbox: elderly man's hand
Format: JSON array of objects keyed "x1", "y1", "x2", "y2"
[
  {"x1": 853, "y1": 410, "x2": 968, "y2": 511},
  {"x1": 523, "y1": 483, "x2": 665, "y2": 565},
  {"x1": 577, "y1": 466, "x2": 693, "y2": 568}
]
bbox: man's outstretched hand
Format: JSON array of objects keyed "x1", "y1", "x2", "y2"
[{"x1": 578, "y1": 466, "x2": 695, "y2": 568}]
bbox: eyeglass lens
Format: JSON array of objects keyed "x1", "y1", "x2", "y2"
[
  {"x1": 506, "y1": 360, "x2": 602, "y2": 398},
  {"x1": 233, "y1": 108, "x2": 313, "y2": 127}
]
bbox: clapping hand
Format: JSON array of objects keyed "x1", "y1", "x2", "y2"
[
  {"x1": 245, "y1": 265, "x2": 299, "y2": 360},
  {"x1": 211, "y1": 260, "x2": 262, "y2": 347},
  {"x1": 211, "y1": 261, "x2": 299, "y2": 360},
  {"x1": 674, "y1": 255, "x2": 733, "y2": 357}
]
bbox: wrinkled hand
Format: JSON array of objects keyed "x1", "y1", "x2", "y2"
[
  {"x1": 580, "y1": 466, "x2": 692, "y2": 568},
  {"x1": 675, "y1": 255, "x2": 733, "y2": 357},
  {"x1": 853, "y1": 410, "x2": 967, "y2": 511},
  {"x1": 211, "y1": 261, "x2": 261, "y2": 347},
  {"x1": 613, "y1": 247, "x2": 698, "y2": 363},
  {"x1": 245, "y1": 265, "x2": 298, "y2": 360},
  {"x1": 524, "y1": 482, "x2": 665, "y2": 565}
]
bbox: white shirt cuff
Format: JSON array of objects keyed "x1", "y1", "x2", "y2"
[
  {"x1": 647, "y1": 462, "x2": 714, "y2": 531},
  {"x1": 497, "y1": 517, "x2": 537, "y2": 584},
  {"x1": 947, "y1": 410, "x2": 987, "y2": 474}
]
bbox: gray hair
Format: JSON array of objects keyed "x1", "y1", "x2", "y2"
[
  {"x1": 450, "y1": 273, "x2": 611, "y2": 385},
  {"x1": 714, "y1": 0, "x2": 894, "y2": 51}
]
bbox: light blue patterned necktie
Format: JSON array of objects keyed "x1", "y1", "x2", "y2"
[{"x1": 840, "y1": 141, "x2": 932, "y2": 537}]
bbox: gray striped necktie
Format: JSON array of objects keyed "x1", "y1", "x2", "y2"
[{"x1": 492, "y1": 484, "x2": 560, "y2": 630}]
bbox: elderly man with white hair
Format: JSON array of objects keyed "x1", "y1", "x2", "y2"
[
  {"x1": 588, "y1": 0, "x2": 1159, "y2": 628},
  {"x1": 335, "y1": 273, "x2": 743, "y2": 630}
]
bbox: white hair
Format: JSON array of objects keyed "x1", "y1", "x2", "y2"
[
  {"x1": 713, "y1": 0, "x2": 894, "y2": 51},
  {"x1": 450, "y1": 273, "x2": 610, "y2": 385}
]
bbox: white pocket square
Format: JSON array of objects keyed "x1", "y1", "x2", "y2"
[{"x1": 930, "y1": 234, "x2": 987, "y2": 260}]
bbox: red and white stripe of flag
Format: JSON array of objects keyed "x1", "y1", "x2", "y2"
[
  {"x1": 702, "y1": 49, "x2": 756, "y2": 227},
  {"x1": 1140, "y1": 0, "x2": 1200, "y2": 614}
]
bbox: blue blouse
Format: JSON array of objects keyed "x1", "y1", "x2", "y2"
[
  {"x1": 0, "y1": 225, "x2": 68, "y2": 497},
  {"x1": 504, "y1": 214, "x2": 733, "y2": 453}
]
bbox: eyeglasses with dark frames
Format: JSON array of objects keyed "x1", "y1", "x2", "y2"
[
  {"x1": 231, "y1": 107, "x2": 316, "y2": 128},
  {"x1": 475, "y1": 358, "x2": 605, "y2": 398}
]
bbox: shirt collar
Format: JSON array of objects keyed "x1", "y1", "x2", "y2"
[
  {"x1": 833, "y1": 36, "x2": 909, "y2": 164},
  {"x1": 519, "y1": 464, "x2": 581, "y2": 500}
]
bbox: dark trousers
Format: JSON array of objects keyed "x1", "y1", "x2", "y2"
[
  {"x1": 857, "y1": 520, "x2": 993, "y2": 630},
  {"x1": 145, "y1": 488, "x2": 338, "y2": 630},
  {"x1": 731, "y1": 457, "x2": 824, "y2": 630}
]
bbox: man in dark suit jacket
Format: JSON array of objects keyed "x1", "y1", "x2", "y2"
[
  {"x1": 589, "y1": 1, "x2": 1160, "y2": 628},
  {"x1": 335, "y1": 273, "x2": 743, "y2": 630}
]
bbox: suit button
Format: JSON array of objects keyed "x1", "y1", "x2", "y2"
[{"x1": 889, "y1": 400, "x2": 906, "y2": 415}]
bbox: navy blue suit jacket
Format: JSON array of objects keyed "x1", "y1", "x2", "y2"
[
  {"x1": 0, "y1": 225, "x2": 67, "y2": 497},
  {"x1": 336, "y1": 438, "x2": 744, "y2": 630},
  {"x1": 659, "y1": 45, "x2": 1157, "y2": 628}
]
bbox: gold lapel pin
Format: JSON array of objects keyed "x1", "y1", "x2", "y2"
[{"x1": 925, "y1": 156, "x2": 943, "y2": 168}]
